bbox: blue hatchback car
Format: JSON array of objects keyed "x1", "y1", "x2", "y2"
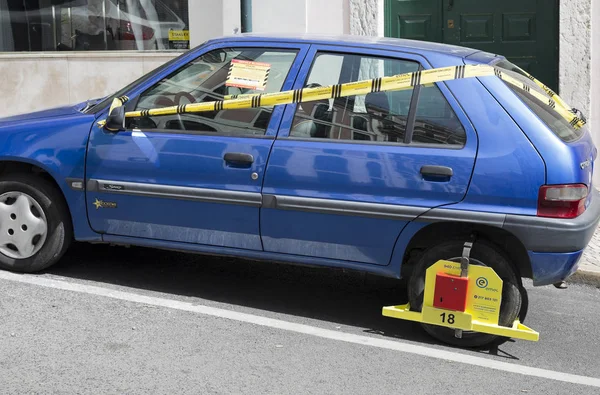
[{"x1": 0, "y1": 34, "x2": 598, "y2": 346}]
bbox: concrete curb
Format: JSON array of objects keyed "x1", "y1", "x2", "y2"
[{"x1": 567, "y1": 266, "x2": 600, "y2": 287}]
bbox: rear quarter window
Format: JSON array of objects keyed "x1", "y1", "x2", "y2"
[
  {"x1": 510, "y1": 88, "x2": 583, "y2": 143},
  {"x1": 496, "y1": 61, "x2": 583, "y2": 143}
]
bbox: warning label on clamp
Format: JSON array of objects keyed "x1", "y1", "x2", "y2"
[
  {"x1": 466, "y1": 266, "x2": 503, "y2": 324},
  {"x1": 226, "y1": 59, "x2": 271, "y2": 91}
]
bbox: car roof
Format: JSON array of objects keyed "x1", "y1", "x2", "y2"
[{"x1": 207, "y1": 33, "x2": 492, "y2": 65}]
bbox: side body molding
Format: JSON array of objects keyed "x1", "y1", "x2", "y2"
[{"x1": 87, "y1": 179, "x2": 262, "y2": 207}]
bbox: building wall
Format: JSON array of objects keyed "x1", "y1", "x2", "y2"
[
  {"x1": 559, "y1": 0, "x2": 592, "y2": 119},
  {"x1": 0, "y1": 0, "x2": 351, "y2": 118},
  {"x1": 189, "y1": 0, "x2": 241, "y2": 45},
  {"x1": 592, "y1": 0, "x2": 600, "y2": 185},
  {"x1": 252, "y1": 0, "x2": 347, "y2": 35},
  {"x1": 349, "y1": 0, "x2": 383, "y2": 36},
  {"x1": 0, "y1": 51, "x2": 178, "y2": 117}
]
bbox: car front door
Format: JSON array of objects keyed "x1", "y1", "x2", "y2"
[
  {"x1": 260, "y1": 45, "x2": 478, "y2": 266},
  {"x1": 86, "y1": 42, "x2": 309, "y2": 250}
]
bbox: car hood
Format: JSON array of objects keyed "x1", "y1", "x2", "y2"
[{"x1": 0, "y1": 104, "x2": 85, "y2": 125}]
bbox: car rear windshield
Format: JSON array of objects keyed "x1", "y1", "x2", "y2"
[{"x1": 495, "y1": 60, "x2": 584, "y2": 143}]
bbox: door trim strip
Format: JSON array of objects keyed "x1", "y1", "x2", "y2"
[
  {"x1": 87, "y1": 179, "x2": 262, "y2": 207},
  {"x1": 89, "y1": 179, "x2": 506, "y2": 225},
  {"x1": 262, "y1": 194, "x2": 428, "y2": 220}
]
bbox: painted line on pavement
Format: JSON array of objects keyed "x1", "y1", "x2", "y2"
[{"x1": 1, "y1": 270, "x2": 599, "y2": 388}]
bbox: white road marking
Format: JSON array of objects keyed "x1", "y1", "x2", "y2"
[{"x1": 1, "y1": 270, "x2": 599, "y2": 388}]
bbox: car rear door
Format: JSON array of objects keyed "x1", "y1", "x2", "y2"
[
  {"x1": 86, "y1": 41, "x2": 309, "y2": 250},
  {"x1": 260, "y1": 45, "x2": 478, "y2": 266}
]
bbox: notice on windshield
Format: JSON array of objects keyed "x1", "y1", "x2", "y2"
[{"x1": 226, "y1": 59, "x2": 271, "y2": 91}]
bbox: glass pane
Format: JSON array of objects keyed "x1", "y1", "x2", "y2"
[
  {"x1": 511, "y1": 87, "x2": 583, "y2": 143},
  {"x1": 129, "y1": 47, "x2": 298, "y2": 136},
  {"x1": 0, "y1": 0, "x2": 189, "y2": 51},
  {"x1": 496, "y1": 60, "x2": 584, "y2": 142},
  {"x1": 411, "y1": 84, "x2": 466, "y2": 147},
  {"x1": 290, "y1": 52, "x2": 419, "y2": 143}
]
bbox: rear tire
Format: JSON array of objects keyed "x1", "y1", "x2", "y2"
[
  {"x1": 0, "y1": 174, "x2": 72, "y2": 273},
  {"x1": 408, "y1": 240, "x2": 523, "y2": 348}
]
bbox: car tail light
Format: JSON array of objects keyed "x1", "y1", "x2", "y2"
[{"x1": 537, "y1": 184, "x2": 588, "y2": 219}]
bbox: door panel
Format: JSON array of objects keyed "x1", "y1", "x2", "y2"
[
  {"x1": 385, "y1": 0, "x2": 559, "y2": 91},
  {"x1": 86, "y1": 131, "x2": 273, "y2": 250},
  {"x1": 260, "y1": 46, "x2": 478, "y2": 266},
  {"x1": 86, "y1": 43, "x2": 310, "y2": 250}
]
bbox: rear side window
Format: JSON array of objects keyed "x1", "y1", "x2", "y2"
[
  {"x1": 289, "y1": 52, "x2": 466, "y2": 147},
  {"x1": 412, "y1": 84, "x2": 466, "y2": 146},
  {"x1": 496, "y1": 61, "x2": 583, "y2": 143}
]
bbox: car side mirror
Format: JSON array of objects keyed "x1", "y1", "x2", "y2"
[{"x1": 104, "y1": 106, "x2": 126, "y2": 132}]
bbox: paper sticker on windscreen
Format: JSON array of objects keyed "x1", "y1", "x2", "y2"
[{"x1": 226, "y1": 59, "x2": 271, "y2": 91}]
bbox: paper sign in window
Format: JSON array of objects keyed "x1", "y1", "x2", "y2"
[{"x1": 226, "y1": 59, "x2": 271, "y2": 91}]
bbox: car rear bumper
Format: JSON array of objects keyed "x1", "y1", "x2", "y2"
[
  {"x1": 528, "y1": 250, "x2": 584, "y2": 286},
  {"x1": 503, "y1": 188, "x2": 600, "y2": 253}
]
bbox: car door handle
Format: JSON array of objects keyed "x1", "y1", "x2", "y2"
[
  {"x1": 224, "y1": 152, "x2": 254, "y2": 167},
  {"x1": 420, "y1": 165, "x2": 453, "y2": 180}
]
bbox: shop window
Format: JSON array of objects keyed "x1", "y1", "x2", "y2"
[{"x1": 0, "y1": 0, "x2": 189, "y2": 51}]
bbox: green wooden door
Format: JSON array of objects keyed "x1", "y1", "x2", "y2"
[{"x1": 385, "y1": 0, "x2": 559, "y2": 91}]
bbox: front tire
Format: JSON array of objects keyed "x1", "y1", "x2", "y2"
[
  {"x1": 0, "y1": 174, "x2": 72, "y2": 273},
  {"x1": 408, "y1": 240, "x2": 523, "y2": 348}
]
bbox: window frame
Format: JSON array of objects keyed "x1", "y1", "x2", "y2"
[
  {"x1": 91, "y1": 40, "x2": 310, "y2": 137},
  {"x1": 121, "y1": 44, "x2": 308, "y2": 138},
  {"x1": 277, "y1": 45, "x2": 472, "y2": 150}
]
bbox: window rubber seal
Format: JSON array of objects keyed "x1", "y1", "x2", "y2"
[{"x1": 403, "y1": 65, "x2": 423, "y2": 144}]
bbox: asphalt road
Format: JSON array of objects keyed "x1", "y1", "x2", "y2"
[{"x1": 1, "y1": 242, "x2": 599, "y2": 394}]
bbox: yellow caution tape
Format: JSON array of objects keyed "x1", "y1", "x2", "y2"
[
  {"x1": 100, "y1": 64, "x2": 586, "y2": 131},
  {"x1": 108, "y1": 96, "x2": 130, "y2": 115}
]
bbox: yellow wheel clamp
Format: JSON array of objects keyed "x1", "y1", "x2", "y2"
[
  {"x1": 382, "y1": 242, "x2": 538, "y2": 342},
  {"x1": 98, "y1": 63, "x2": 586, "y2": 342}
]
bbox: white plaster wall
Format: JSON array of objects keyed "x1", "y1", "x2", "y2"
[
  {"x1": 306, "y1": 0, "x2": 347, "y2": 35},
  {"x1": 252, "y1": 0, "x2": 308, "y2": 33},
  {"x1": 188, "y1": 0, "x2": 240, "y2": 47},
  {"x1": 188, "y1": 0, "x2": 224, "y2": 46},
  {"x1": 252, "y1": 0, "x2": 347, "y2": 35},
  {"x1": 0, "y1": 52, "x2": 178, "y2": 117},
  {"x1": 222, "y1": 0, "x2": 242, "y2": 37},
  {"x1": 349, "y1": 0, "x2": 381, "y2": 36},
  {"x1": 560, "y1": 0, "x2": 592, "y2": 118}
]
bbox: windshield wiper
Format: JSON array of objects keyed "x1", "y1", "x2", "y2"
[{"x1": 81, "y1": 98, "x2": 104, "y2": 113}]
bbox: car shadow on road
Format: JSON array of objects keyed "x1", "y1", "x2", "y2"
[{"x1": 47, "y1": 242, "x2": 519, "y2": 360}]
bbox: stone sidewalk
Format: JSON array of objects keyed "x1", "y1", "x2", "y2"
[{"x1": 569, "y1": 224, "x2": 600, "y2": 285}]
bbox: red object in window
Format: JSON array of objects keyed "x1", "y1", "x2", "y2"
[
  {"x1": 432, "y1": 272, "x2": 469, "y2": 312},
  {"x1": 537, "y1": 184, "x2": 588, "y2": 219},
  {"x1": 119, "y1": 20, "x2": 155, "y2": 41}
]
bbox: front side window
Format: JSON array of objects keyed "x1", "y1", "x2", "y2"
[
  {"x1": 0, "y1": 0, "x2": 190, "y2": 52},
  {"x1": 289, "y1": 51, "x2": 466, "y2": 147},
  {"x1": 128, "y1": 47, "x2": 298, "y2": 136}
]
